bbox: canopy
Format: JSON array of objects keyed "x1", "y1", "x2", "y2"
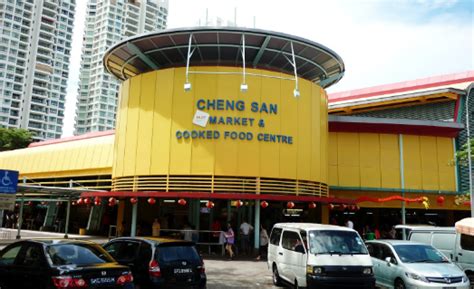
[{"x1": 455, "y1": 217, "x2": 474, "y2": 236}]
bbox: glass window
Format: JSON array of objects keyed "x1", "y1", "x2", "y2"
[
  {"x1": 104, "y1": 241, "x2": 139, "y2": 262},
  {"x1": 270, "y1": 228, "x2": 282, "y2": 246},
  {"x1": 0, "y1": 244, "x2": 22, "y2": 265},
  {"x1": 281, "y1": 231, "x2": 302, "y2": 251},
  {"x1": 393, "y1": 244, "x2": 448, "y2": 263},
  {"x1": 156, "y1": 245, "x2": 200, "y2": 263},
  {"x1": 308, "y1": 230, "x2": 368, "y2": 255},
  {"x1": 17, "y1": 244, "x2": 44, "y2": 267},
  {"x1": 366, "y1": 243, "x2": 380, "y2": 259},
  {"x1": 46, "y1": 243, "x2": 114, "y2": 266},
  {"x1": 460, "y1": 234, "x2": 474, "y2": 251}
]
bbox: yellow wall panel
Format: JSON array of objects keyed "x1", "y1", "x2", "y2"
[
  {"x1": 279, "y1": 75, "x2": 298, "y2": 179},
  {"x1": 403, "y1": 135, "x2": 422, "y2": 190},
  {"x1": 359, "y1": 133, "x2": 381, "y2": 188},
  {"x1": 113, "y1": 80, "x2": 130, "y2": 177},
  {"x1": 135, "y1": 72, "x2": 156, "y2": 175},
  {"x1": 379, "y1": 134, "x2": 400, "y2": 188},
  {"x1": 122, "y1": 75, "x2": 141, "y2": 177},
  {"x1": 319, "y1": 88, "x2": 328, "y2": 183},
  {"x1": 337, "y1": 132, "x2": 360, "y2": 186},
  {"x1": 150, "y1": 69, "x2": 174, "y2": 174},
  {"x1": 437, "y1": 137, "x2": 456, "y2": 191},
  {"x1": 296, "y1": 79, "x2": 312, "y2": 180},
  {"x1": 420, "y1": 136, "x2": 439, "y2": 190}
]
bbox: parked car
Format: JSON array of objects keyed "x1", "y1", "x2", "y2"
[
  {"x1": 0, "y1": 239, "x2": 134, "y2": 289},
  {"x1": 103, "y1": 237, "x2": 206, "y2": 289},
  {"x1": 396, "y1": 224, "x2": 474, "y2": 284},
  {"x1": 268, "y1": 223, "x2": 375, "y2": 288},
  {"x1": 366, "y1": 240, "x2": 470, "y2": 289}
]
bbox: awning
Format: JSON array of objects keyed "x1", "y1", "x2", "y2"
[{"x1": 455, "y1": 217, "x2": 474, "y2": 236}]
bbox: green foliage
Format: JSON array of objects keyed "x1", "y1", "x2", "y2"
[
  {"x1": 0, "y1": 128, "x2": 33, "y2": 151},
  {"x1": 456, "y1": 138, "x2": 474, "y2": 166}
]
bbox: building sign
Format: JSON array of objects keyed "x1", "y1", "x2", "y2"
[
  {"x1": 176, "y1": 99, "x2": 294, "y2": 144},
  {"x1": 0, "y1": 169, "x2": 19, "y2": 210}
]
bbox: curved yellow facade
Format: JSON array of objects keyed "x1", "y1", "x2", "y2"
[{"x1": 112, "y1": 67, "x2": 328, "y2": 195}]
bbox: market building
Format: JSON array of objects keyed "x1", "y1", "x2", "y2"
[{"x1": 0, "y1": 28, "x2": 471, "y2": 246}]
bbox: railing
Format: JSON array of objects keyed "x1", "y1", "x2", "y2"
[{"x1": 0, "y1": 229, "x2": 13, "y2": 240}]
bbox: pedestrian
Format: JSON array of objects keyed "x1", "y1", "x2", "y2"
[
  {"x1": 256, "y1": 225, "x2": 269, "y2": 261},
  {"x1": 224, "y1": 223, "x2": 235, "y2": 260},
  {"x1": 239, "y1": 219, "x2": 253, "y2": 255},
  {"x1": 182, "y1": 223, "x2": 193, "y2": 241},
  {"x1": 152, "y1": 218, "x2": 161, "y2": 237},
  {"x1": 345, "y1": 218, "x2": 354, "y2": 229}
]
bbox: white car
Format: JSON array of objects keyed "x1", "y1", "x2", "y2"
[{"x1": 366, "y1": 240, "x2": 470, "y2": 289}]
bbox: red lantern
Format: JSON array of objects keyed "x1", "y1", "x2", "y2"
[
  {"x1": 93, "y1": 197, "x2": 101, "y2": 206},
  {"x1": 83, "y1": 198, "x2": 91, "y2": 205},
  {"x1": 15, "y1": 203, "x2": 19, "y2": 208},
  {"x1": 27, "y1": 201, "x2": 33, "y2": 207},
  {"x1": 287, "y1": 202, "x2": 295, "y2": 209},
  {"x1": 77, "y1": 198, "x2": 84, "y2": 205},
  {"x1": 206, "y1": 201, "x2": 214, "y2": 209},
  {"x1": 71, "y1": 201, "x2": 77, "y2": 206},
  {"x1": 178, "y1": 198, "x2": 187, "y2": 206},
  {"x1": 147, "y1": 198, "x2": 156, "y2": 205},
  {"x1": 341, "y1": 204, "x2": 348, "y2": 210},
  {"x1": 260, "y1": 201, "x2": 269, "y2": 208},
  {"x1": 235, "y1": 200, "x2": 243, "y2": 208},
  {"x1": 436, "y1": 196, "x2": 445, "y2": 206},
  {"x1": 108, "y1": 197, "x2": 117, "y2": 206},
  {"x1": 328, "y1": 204, "x2": 335, "y2": 210},
  {"x1": 130, "y1": 197, "x2": 138, "y2": 204},
  {"x1": 308, "y1": 202, "x2": 317, "y2": 209}
]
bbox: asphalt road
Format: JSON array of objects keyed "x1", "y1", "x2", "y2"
[{"x1": 205, "y1": 259, "x2": 278, "y2": 289}]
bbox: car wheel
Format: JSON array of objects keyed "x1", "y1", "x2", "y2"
[
  {"x1": 395, "y1": 279, "x2": 406, "y2": 289},
  {"x1": 272, "y1": 264, "x2": 283, "y2": 287}
]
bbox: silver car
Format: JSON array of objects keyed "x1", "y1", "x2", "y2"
[{"x1": 366, "y1": 240, "x2": 470, "y2": 289}]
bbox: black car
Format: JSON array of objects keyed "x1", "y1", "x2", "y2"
[
  {"x1": 103, "y1": 237, "x2": 206, "y2": 289},
  {"x1": 0, "y1": 239, "x2": 134, "y2": 289}
]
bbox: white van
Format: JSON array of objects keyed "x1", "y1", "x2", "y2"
[
  {"x1": 268, "y1": 223, "x2": 375, "y2": 288},
  {"x1": 402, "y1": 225, "x2": 474, "y2": 284}
]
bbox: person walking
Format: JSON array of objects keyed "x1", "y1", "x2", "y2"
[
  {"x1": 256, "y1": 225, "x2": 269, "y2": 261},
  {"x1": 152, "y1": 218, "x2": 161, "y2": 237},
  {"x1": 224, "y1": 223, "x2": 235, "y2": 260},
  {"x1": 239, "y1": 219, "x2": 253, "y2": 255}
]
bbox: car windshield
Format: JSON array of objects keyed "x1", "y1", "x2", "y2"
[
  {"x1": 308, "y1": 230, "x2": 368, "y2": 255},
  {"x1": 47, "y1": 243, "x2": 115, "y2": 266},
  {"x1": 393, "y1": 244, "x2": 449, "y2": 263},
  {"x1": 157, "y1": 245, "x2": 200, "y2": 263}
]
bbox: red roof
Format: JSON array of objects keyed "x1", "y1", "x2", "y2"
[
  {"x1": 329, "y1": 71, "x2": 474, "y2": 103},
  {"x1": 28, "y1": 130, "x2": 115, "y2": 148}
]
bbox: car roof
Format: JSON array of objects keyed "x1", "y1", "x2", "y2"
[
  {"x1": 273, "y1": 222, "x2": 355, "y2": 232},
  {"x1": 394, "y1": 224, "x2": 455, "y2": 231},
  {"x1": 108, "y1": 237, "x2": 193, "y2": 245},
  {"x1": 366, "y1": 240, "x2": 431, "y2": 246},
  {"x1": 7, "y1": 239, "x2": 99, "y2": 246}
]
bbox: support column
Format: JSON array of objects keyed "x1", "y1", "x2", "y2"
[
  {"x1": 194, "y1": 199, "x2": 200, "y2": 230},
  {"x1": 131, "y1": 202, "x2": 138, "y2": 237},
  {"x1": 321, "y1": 204, "x2": 329, "y2": 224},
  {"x1": 399, "y1": 134, "x2": 406, "y2": 240},
  {"x1": 15, "y1": 193, "x2": 24, "y2": 239},
  {"x1": 64, "y1": 197, "x2": 71, "y2": 239},
  {"x1": 254, "y1": 200, "x2": 260, "y2": 250},
  {"x1": 116, "y1": 200, "x2": 125, "y2": 236},
  {"x1": 226, "y1": 201, "x2": 231, "y2": 222}
]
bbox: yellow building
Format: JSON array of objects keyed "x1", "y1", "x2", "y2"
[{"x1": 0, "y1": 28, "x2": 471, "y2": 241}]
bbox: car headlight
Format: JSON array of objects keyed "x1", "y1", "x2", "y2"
[
  {"x1": 405, "y1": 272, "x2": 428, "y2": 282},
  {"x1": 306, "y1": 265, "x2": 323, "y2": 274},
  {"x1": 462, "y1": 275, "x2": 468, "y2": 283},
  {"x1": 363, "y1": 267, "x2": 373, "y2": 275}
]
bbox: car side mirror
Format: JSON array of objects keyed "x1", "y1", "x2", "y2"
[{"x1": 385, "y1": 256, "x2": 396, "y2": 265}]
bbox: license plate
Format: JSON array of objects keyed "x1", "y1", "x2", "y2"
[
  {"x1": 174, "y1": 268, "x2": 192, "y2": 274},
  {"x1": 90, "y1": 277, "x2": 115, "y2": 285}
]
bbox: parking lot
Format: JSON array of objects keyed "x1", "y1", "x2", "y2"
[{"x1": 205, "y1": 259, "x2": 276, "y2": 289}]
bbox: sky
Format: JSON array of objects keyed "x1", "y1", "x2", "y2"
[{"x1": 62, "y1": 0, "x2": 473, "y2": 137}]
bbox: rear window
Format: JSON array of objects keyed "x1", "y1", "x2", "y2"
[
  {"x1": 156, "y1": 245, "x2": 200, "y2": 263},
  {"x1": 47, "y1": 244, "x2": 114, "y2": 266}
]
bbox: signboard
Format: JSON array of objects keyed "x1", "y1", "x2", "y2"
[{"x1": 0, "y1": 170, "x2": 19, "y2": 210}]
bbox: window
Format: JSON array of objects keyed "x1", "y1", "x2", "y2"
[
  {"x1": 0, "y1": 244, "x2": 22, "y2": 265},
  {"x1": 270, "y1": 228, "x2": 282, "y2": 246},
  {"x1": 46, "y1": 243, "x2": 114, "y2": 266},
  {"x1": 17, "y1": 244, "x2": 44, "y2": 267},
  {"x1": 281, "y1": 231, "x2": 301, "y2": 251},
  {"x1": 104, "y1": 241, "x2": 139, "y2": 262},
  {"x1": 156, "y1": 245, "x2": 200, "y2": 263},
  {"x1": 460, "y1": 234, "x2": 474, "y2": 251}
]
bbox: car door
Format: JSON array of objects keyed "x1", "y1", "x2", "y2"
[
  {"x1": 457, "y1": 233, "x2": 474, "y2": 272},
  {"x1": 104, "y1": 240, "x2": 141, "y2": 277},
  {"x1": 379, "y1": 244, "x2": 398, "y2": 287},
  {"x1": 280, "y1": 230, "x2": 305, "y2": 285},
  {"x1": 367, "y1": 243, "x2": 387, "y2": 287},
  {"x1": 14, "y1": 243, "x2": 50, "y2": 289},
  {"x1": 0, "y1": 243, "x2": 23, "y2": 289}
]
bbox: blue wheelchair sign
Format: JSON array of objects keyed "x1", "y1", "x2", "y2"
[{"x1": 0, "y1": 170, "x2": 19, "y2": 194}]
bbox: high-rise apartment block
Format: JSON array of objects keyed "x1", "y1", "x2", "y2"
[
  {"x1": 74, "y1": 0, "x2": 168, "y2": 135},
  {"x1": 0, "y1": 0, "x2": 75, "y2": 140}
]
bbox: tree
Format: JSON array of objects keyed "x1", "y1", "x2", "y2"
[
  {"x1": 0, "y1": 128, "x2": 33, "y2": 151},
  {"x1": 456, "y1": 138, "x2": 474, "y2": 166}
]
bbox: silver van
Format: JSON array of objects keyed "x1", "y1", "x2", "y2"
[
  {"x1": 398, "y1": 225, "x2": 474, "y2": 285},
  {"x1": 268, "y1": 223, "x2": 375, "y2": 288}
]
